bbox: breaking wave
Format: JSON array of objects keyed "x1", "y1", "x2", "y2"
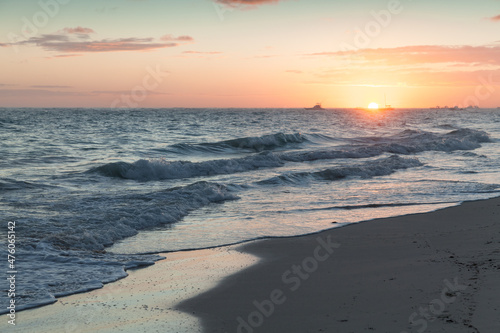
[
  {"x1": 32, "y1": 181, "x2": 239, "y2": 252},
  {"x1": 89, "y1": 154, "x2": 284, "y2": 181},
  {"x1": 257, "y1": 156, "x2": 423, "y2": 185},
  {"x1": 90, "y1": 128, "x2": 490, "y2": 181},
  {"x1": 0, "y1": 181, "x2": 239, "y2": 314},
  {"x1": 159, "y1": 132, "x2": 308, "y2": 154}
]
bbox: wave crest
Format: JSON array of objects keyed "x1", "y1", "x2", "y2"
[
  {"x1": 163, "y1": 132, "x2": 308, "y2": 154},
  {"x1": 33, "y1": 181, "x2": 239, "y2": 251},
  {"x1": 90, "y1": 128, "x2": 490, "y2": 181},
  {"x1": 258, "y1": 155, "x2": 423, "y2": 185},
  {"x1": 89, "y1": 153, "x2": 284, "y2": 181}
]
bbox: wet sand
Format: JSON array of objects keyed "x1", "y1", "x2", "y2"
[
  {"x1": 179, "y1": 197, "x2": 500, "y2": 332},
  {"x1": 4, "y1": 247, "x2": 257, "y2": 333},
  {"x1": 4, "y1": 197, "x2": 499, "y2": 332}
]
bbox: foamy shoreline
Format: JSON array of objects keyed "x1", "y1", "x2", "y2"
[{"x1": 2, "y1": 197, "x2": 499, "y2": 332}]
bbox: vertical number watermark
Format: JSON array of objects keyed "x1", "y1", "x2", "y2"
[{"x1": 6, "y1": 221, "x2": 17, "y2": 325}]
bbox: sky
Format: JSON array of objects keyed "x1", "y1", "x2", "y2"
[{"x1": 0, "y1": 0, "x2": 499, "y2": 108}]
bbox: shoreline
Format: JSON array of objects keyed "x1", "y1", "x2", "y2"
[
  {"x1": 113, "y1": 201, "x2": 464, "y2": 256},
  {"x1": 5, "y1": 200, "x2": 462, "y2": 315},
  {"x1": 3, "y1": 197, "x2": 499, "y2": 332},
  {"x1": 178, "y1": 197, "x2": 500, "y2": 332},
  {"x1": 3, "y1": 247, "x2": 258, "y2": 332}
]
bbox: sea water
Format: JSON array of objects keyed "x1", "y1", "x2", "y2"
[{"x1": 1, "y1": 107, "x2": 499, "y2": 312}]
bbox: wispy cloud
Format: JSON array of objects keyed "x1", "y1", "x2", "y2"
[
  {"x1": 46, "y1": 38, "x2": 177, "y2": 52},
  {"x1": 2, "y1": 31, "x2": 194, "y2": 53},
  {"x1": 161, "y1": 35, "x2": 194, "y2": 42},
  {"x1": 0, "y1": 88, "x2": 170, "y2": 97},
  {"x1": 310, "y1": 68, "x2": 500, "y2": 87},
  {"x1": 215, "y1": 0, "x2": 282, "y2": 8},
  {"x1": 45, "y1": 54, "x2": 83, "y2": 59},
  {"x1": 31, "y1": 85, "x2": 72, "y2": 88},
  {"x1": 179, "y1": 51, "x2": 223, "y2": 58},
  {"x1": 182, "y1": 51, "x2": 222, "y2": 55},
  {"x1": 307, "y1": 45, "x2": 500, "y2": 66},
  {"x1": 285, "y1": 70, "x2": 303, "y2": 74},
  {"x1": 304, "y1": 45, "x2": 500, "y2": 87},
  {"x1": 488, "y1": 14, "x2": 500, "y2": 22},
  {"x1": 61, "y1": 27, "x2": 95, "y2": 35},
  {"x1": 0, "y1": 89, "x2": 89, "y2": 97},
  {"x1": 250, "y1": 54, "x2": 279, "y2": 59},
  {"x1": 91, "y1": 90, "x2": 168, "y2": 95}
]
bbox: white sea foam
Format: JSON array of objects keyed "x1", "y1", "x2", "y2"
[
  {"x1": 163, "y1": 132, "x2": 308, "y2": 154},
  {"x1": 0, "y1": 181, "x2": 238, "y2": 313},
  {"x1": 90, "y1": 153, "x2": 284, "y2": 181},
  {"x1": 258, "y1": 155, "x2": 423, "y2": 185},
  {"x1": 91, "y1": 128, "x2": 490, "y2": 181},
  {"x1": 1, "y1": 108, "x2": 498, "y2": 316}
]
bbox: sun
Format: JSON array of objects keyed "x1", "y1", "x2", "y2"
[{"x1": 368, "y1": 102, "x2": 379, "y2": 110}]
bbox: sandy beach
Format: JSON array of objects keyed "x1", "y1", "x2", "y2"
[
  {"x1": 3, "y1": 197, "x2": 498, "y2": 333},
  {"x1": 179, "y1": 197, "x2": 500, "y2": 333},
  {"x1": 3, "y1": 247, "x2": 257, "y2": 333}
]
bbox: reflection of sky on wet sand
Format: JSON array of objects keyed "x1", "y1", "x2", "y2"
[{"x1": 14, "y1": 247, "x2": 258, "y2": 333}]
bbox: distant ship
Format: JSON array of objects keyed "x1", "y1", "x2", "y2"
[
  {"x1": 305, "y1": 103, "x2": 325, "y2": 110},
  {"x1": 380, "y1": 95, "x2": 394, "y2": 110}
]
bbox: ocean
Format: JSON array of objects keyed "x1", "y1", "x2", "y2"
[{"x1": 1, "y1": 107, "x2": 499, "y2": 313}]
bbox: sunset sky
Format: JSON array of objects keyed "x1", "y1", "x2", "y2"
[{"x1": 1, "y1": 0, "x2": 499, "y2": 108}]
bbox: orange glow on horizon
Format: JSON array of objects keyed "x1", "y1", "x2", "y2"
[{"x1": 1, "y1": 1, "x2": 500, "y2": 108}]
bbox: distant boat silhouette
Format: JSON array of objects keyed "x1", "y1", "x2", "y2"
[
  {"x1": 380, "y1": 94, "x2": 394, "y2": 110},
  {"x1": 305, "y1": 103, "x2": 325, "y2": 110}
]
